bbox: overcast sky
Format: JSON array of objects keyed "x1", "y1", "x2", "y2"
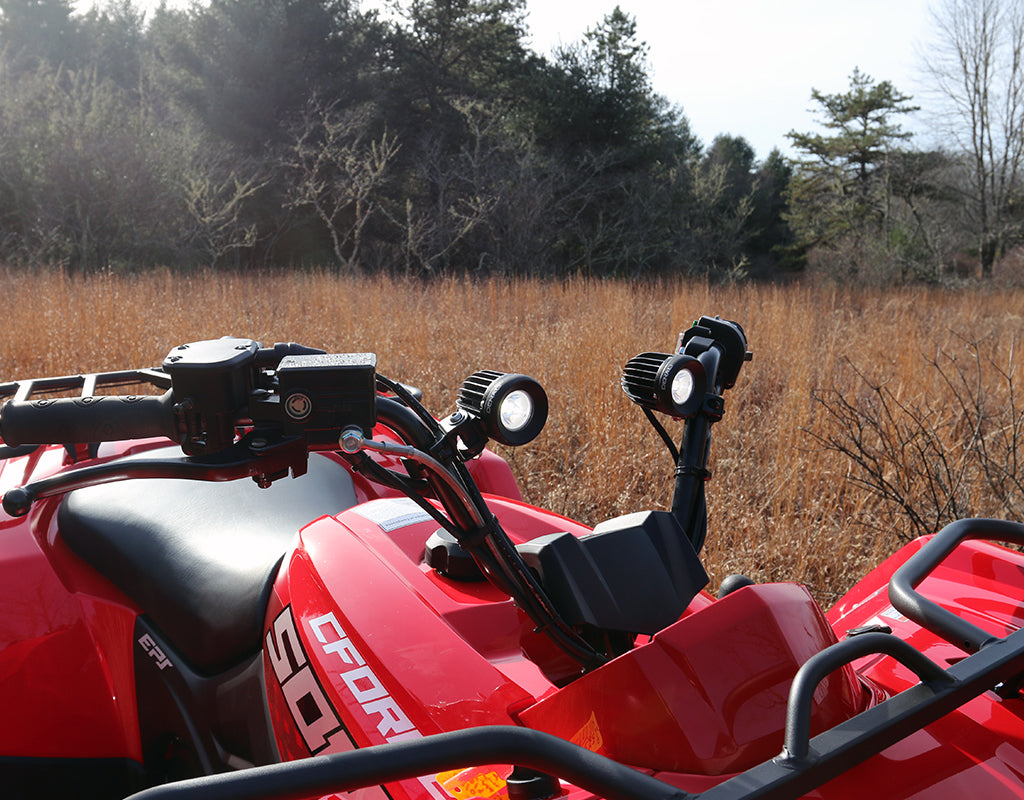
[
  {"x1": 87, "y1": 0, "x2": 938, "y2": 159},
  {"x1": 523, "y1": 0, "x2": 936, "y2": 158}
]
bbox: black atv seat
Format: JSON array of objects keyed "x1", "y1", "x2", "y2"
[{"x1": 58, "y1": 451, "x2": 358, "y2": 674}]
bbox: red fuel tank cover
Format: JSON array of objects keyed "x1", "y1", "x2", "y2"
[{"x1": 518, "y1": 582, "x2": 867, "y2": 775}]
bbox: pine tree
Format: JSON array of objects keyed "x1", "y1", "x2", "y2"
[
  {"x1": 0, "y1": 0, "x2": 78, "y2": 72},
  {"x1": 786, "y1": 68, "x2": 918, "y2": 256}
]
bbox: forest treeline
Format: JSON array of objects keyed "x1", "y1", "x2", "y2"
[{"x1": 0, "y1": 0, "x2": 1021, "y2": 282}]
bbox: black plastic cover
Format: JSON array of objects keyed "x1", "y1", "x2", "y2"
[
  {"x1": 424, "y1": 529, "x2": 485, "y2": 581},
  {"x1": 162, "y1": 338, "x2": 260, "y2": 454},
  {"x1": 517, "y1": 510, "x2": 709, "y2": 635}
]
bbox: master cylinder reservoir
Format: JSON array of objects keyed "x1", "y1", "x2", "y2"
[{"x1": 277, "y1": 353, "x2": 377, "y2": 446}]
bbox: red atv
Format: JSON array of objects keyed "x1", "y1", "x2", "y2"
[{"x1": 2, "y1": 316, "x2": 1024, "y2": 800}]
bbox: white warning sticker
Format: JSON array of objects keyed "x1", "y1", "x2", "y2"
[
  {"x1": 879, "y1": 605, "x2": 909, "y2": 623},
  {"x1": 350, "y1": 498, "x2": 433, "y2": 531}
]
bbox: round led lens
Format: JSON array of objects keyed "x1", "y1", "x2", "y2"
[
  {"x1": 457, "y1": 370, "x2": 547, "y2": 446},
  {"x1": 499, "y1": 389, "x2": 533, "y2": 432},
  {"x1": 670, "y1": 368, "x2": 695, "y2": 406}
]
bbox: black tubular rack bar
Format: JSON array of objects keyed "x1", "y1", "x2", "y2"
[{"x1": 0, "y1": 368, "x2": 170, "y2": 403}]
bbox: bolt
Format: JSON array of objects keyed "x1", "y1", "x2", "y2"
[{"x1": 339, "y1": 427, "x2": 364, "y2": 454}]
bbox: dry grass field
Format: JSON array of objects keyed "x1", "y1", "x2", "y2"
[{"x1": 2, "y1": 268, "x2": 1022, "y2": 606}]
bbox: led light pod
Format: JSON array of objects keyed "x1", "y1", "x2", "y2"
[
  {"x1": 621, "y1": 352, "x2": 706, "y2": 419},
  {"x1": 456, "y1": 370, "x2": 548, "y2": 446}
]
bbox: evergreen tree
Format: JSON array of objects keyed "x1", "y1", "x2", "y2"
[
  {"x1": 152, "y1": 0, "x2": 381, "y2": 153},
  {"x1": 786, "y1": 68, "x2": 918, "y2": 259},
  {"x1": 384, "y1": 0, "x2": 533, "y2": 110},
  {"x1": 539, "y1": 6, "x2": 693, "y2": 161},
  {"x1": 748, "y1": 148, "x2": 796, "y2": 268},
  {"x1": 77, "y1": 0, "x2": 146, "y2": 95},
  {"x1": 522, "y1": 7, "x2": 700, "y2": 276},
  {"x1": 693, "y1": 136, "x2": 795, "y2": 274},
  {"x1": 702, "y1": 135, "x2": 756, "y2": 209},
  {"x1": 367, "y1": 0, "x2": 539, "y2": 273},
  {"x1": 0, "y1": 0, "x2": 78, "y2": 72}
]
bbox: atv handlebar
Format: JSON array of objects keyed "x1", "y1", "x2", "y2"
[
  {"x1": 0, "y1": 338, "x2": 379, "y2": 457},
  {"x1": 0, "y1": 392, "x2": 176, "y2": 447},
  {"x1": 0, "y1": 321, "x2": 745, "y2": 676}
]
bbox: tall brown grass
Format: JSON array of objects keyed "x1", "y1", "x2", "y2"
[{"x1": 2, "y1": 268, "x2": 1022, "y2": 605}]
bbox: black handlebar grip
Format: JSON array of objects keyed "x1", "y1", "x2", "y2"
[{"x1": 0, "y1": 392, "x2": 176, "y2": 446}]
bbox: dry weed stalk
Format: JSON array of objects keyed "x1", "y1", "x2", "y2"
[{"x1": 811, "y1": 334, "x2": 1024, "y2": 541}]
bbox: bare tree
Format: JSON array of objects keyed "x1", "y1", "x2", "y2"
[
  {"x1": 287, "y1": 101, "x2": 400, "y2": 272},
  {"x1": 925, "y1": 0, "x2": 1024, "y2": 276},
  {"x1": 382, "y1": 100, "x2": 521, "y2": 274},
  {"x1": 180, "y1": 149, "x2": 269, "y2": 269}
]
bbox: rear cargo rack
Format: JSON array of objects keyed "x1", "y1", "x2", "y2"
[
  {"x1": 122, "y1": 521, "x2": 1024, "y2": 800},
  {"x1": 0, "y1": 368, "x2": 170, "y2": 404},
  {"x1": 0, "y1": 369, "x2": 171, "y2": 463}
]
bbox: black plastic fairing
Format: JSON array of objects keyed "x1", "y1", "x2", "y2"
[
  {"x1": 516, "y1": 510, "x2": 709, "y2": 635},
  {"x1": 133, "y1": 619, "x2": 278, "y2": 783},
  {"x1": 0, "y1": 756, "x2": 145, "y2": 800}
]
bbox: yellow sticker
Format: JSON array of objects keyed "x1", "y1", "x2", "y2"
[
  {"x1": 570, "y1": 712, "x2": 604, "y2": 752},
  {"x1": 437, "y1": 765, "x2": 512, "y2": 800}
]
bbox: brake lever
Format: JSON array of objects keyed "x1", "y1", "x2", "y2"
[{"x1": 1, "y1": 433, "x2": 308, "y2": 517}]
